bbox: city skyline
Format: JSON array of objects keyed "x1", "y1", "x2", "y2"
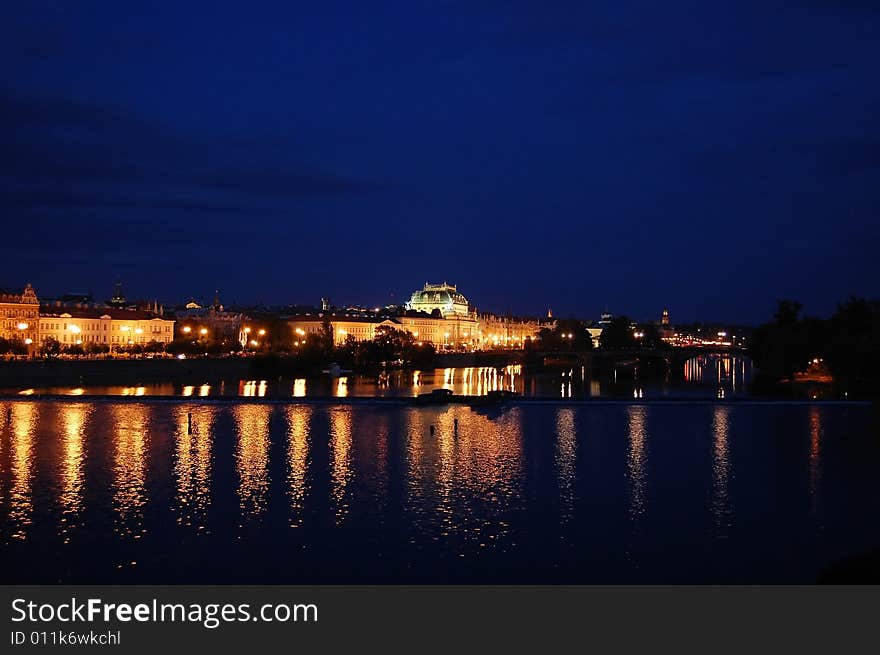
[{"x1": 3, "y1": 2, "x2": 879, "y2": 323}]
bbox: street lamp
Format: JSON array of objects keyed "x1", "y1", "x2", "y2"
[
  {"x1": 182, "y1": 326, "x2": 192, "y2": 334},
  {"x1": 200, "y1": 328, "x2": 208, "y2": 336},
  {"x1": 258, "y1": 329, "x2": 266, "y2": 336}
]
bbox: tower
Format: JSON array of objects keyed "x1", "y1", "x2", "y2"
[
  {"x1": 109, "y1": 280, "x2": 126, "y2": 307},
  {"x1": 661, "y1": 308, "x2": 670, "y2": 326}
]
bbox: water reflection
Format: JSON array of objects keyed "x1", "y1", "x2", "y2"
[
  {"x1": 809, "y1": 406, "x2": 823, "y2": 513},
  {"x1": 329, "y1": 407, "x2": 353, "y2": 524},
  {"x1": 711, "y1": 406, "x2": 732, "y2": 533},
  {"x1": 110, "y1": 404, "x2": 149, "y2": 539},
  {"x1": 174, "y1": 406, "x2": 214, "y2": 532},
  {"x1": 335, "y1": 377, "x2": 349, "y2": 398},
  {"x1": 6, "y1": 403, "x2": 38, "y2": 541},
  {"x1": 59, "y1": 404, "x2": 91, "y2": 540},
  {"x1": 555, "y1": 408, "x2": 576, "y2": 523},
  {"x1": 404, "y1": 407, "x2": 524, "y2": 552},
  {"x1": 232, "y1": 405, "x2": 271, "y2": 519},
  {"x1": 285, "y1": 405, "x2": 311, "y2": 527},
  {"x1": 626, "y1": 406, "x2": 648, "y2": 527},
  {"x1": 684, "y1": 355, "x2": 751, "y2": 396},
  {"x1": 1, "y1": 360, "x2": 756, "y2": 400}
]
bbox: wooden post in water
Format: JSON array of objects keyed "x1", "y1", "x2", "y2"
[{"x1": 187, "y1": 412, "x2": 193, "y2": 435}]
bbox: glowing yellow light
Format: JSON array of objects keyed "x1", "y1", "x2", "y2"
[
  {"x1": 134, "y1": 328, "x2": 143, "y2": 335},
  {"x1": 295, "y1": 328, "x2": 305, "y2": 336},
  {"x1": 244, "y1": 327, "x2": 251, "y2": 334},
  {"x1": 182, "y1": 326, "x2": 192, "y2": 333},
  {"x1": 24, "y1": 338, "x2": 33, "y2": 345},
  {"x1": 68, "y1": 325, "x2": 81, "y2": 334},
  {"x1": 250, "y1": 340, "x2": 259, "y2": 346},
  {"x1": 17, "y1": 322, "x2": 28, "y2": 330},
  {"x1": 199, "y1": 328, "x2": 208, "y2": 335},
  {"x1": 18, "y1": 388, "x2": 35, "y2": 395},
  {"x1": 69, "y1": 388, "x2": 85, "y2": 396},
  {"x1": 258, "y1": 329, "x2": 266, "y2": 336},
  {"x1": 120, "y1": 325, "x2": 130, "y2": 332}
]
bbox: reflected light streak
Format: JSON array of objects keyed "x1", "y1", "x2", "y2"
[
  {"x1": 626, "y1": 406, "x2": 648, "y2": 527},
  {"x1": 711, "y1": 406, "x2": 732, "y2": 533},
  {"x1": 59, "y1": 404, "x2": 91, "y2": 539},
  {"x1": 233, "y1": 405, "x2": 271, "y2": 519},
  {"x1": 111, "y1": 404, "x2": 149, "y2": 538},
  {"x1": 555, "y1": 408, "x2": 576, "y2": 523},
  {"x1": 174, "y1": 406, "x2": 214, "y2": 531},
  {"x1": 809, "y1": 406, "x2": 823, "y2": 511},
  {"x1": 285, "y1": 405, "x2": 312, "y2": 526},
  {"x1": 329, "y1": 408, "x2": 353, "y2": 524},
  {"x1": 7, "y1": 403, "x2": 38, "y2": 541}
]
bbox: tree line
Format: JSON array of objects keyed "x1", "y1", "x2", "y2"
[{"x1": 749, "y1": 297, "x2": 880, "y2": 394}]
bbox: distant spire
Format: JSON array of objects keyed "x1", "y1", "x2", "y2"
[{"x1": 109, "y1": 279, "x2": 126, "y2": 307}]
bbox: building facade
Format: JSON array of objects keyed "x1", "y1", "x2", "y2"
[
  {"x1": 288, "y1": 317, "x2": 404, "y2": 347},
  {"x1": 0, "y1": 284, "x2": 40, "y2": 352},
  {"x1": 39, "y1": 308, "x2": 175, "y2": 349},
  {"x1": 287, "y1": 283, "x2": 545, "y2": 351},
  {"x1": 175, "y1": 295, "x2": 245, "y2": 345}
]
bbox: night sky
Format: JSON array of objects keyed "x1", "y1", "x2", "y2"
[{"x1": 2, "y1": 1, "x2": 878, "y2": 323}]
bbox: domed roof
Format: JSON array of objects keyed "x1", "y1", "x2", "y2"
[{"x1": 406, "y1": 282, "x2": 471, "y2": 317}]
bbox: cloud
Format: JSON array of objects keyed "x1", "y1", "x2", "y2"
[{"x1": 0, "y1": 90, "x2": 379, "y2": 215}]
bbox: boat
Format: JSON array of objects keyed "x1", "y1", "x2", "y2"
[
  {"x1": 321, "y1": 362, "x2": 353, "y2": 377},
  {"x1": 415, "y1": 388, "x2": 454, "y2": 405},
  {"x1": 468, "y1": 389, "x2": 519, "y2": 407}
]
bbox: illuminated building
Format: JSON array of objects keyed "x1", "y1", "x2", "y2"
[
  {"x1": 175, "y1": 290, "x2": 244, "y2": 344},
  {"x1": 0, "y1": 284, "x2": 39, "y2": 353},
  {"x1": 288, "y1": 283, "x2": 545, "y2": 350},
  {"x1": 288, "y1": 317, "x2": 404, "y2": 347},
  {"x1": 38, "y1": 308, "x2": 175, "y2": 350},
  {"x1": 406, "y1": 282, "x2": 472, "y2": 318}
]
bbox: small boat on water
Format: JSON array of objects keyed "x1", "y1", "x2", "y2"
[
  {"x1": 321, "y1": 362, "x2": 353, "y2": 377},
  {"x1": 468, "y1": 389, "x2": 519, "y2": 407},
  {"x1": 415, "y1": 388, "x2": 454, "y2": 405}
]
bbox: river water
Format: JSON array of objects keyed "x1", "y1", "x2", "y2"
[
  {"x1": 0, "y1": 397, "x2": 877, "y2": 583},
  {"x1": 8, "y1": 354, "x2": 753, "y2": 400}
]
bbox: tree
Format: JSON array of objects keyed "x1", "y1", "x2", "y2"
[
  {"x1": 825, "y1": 297, "x2": 880, "y2": 392},
  {"x1": 319, "y1": 317, "x2": 335, "y2": 355},
  {"x1": 599, "y1": 316, "x2": 636, "y2": 350},
  {"x1": 85, "y1": 342, "x2": 110, "y2": 355},
  {"x1": 749, "y1": 299, "x2": 821, "y2": 381},
  {"x1": 40, "y1": 337, "x2": 61, "y2": 358}
]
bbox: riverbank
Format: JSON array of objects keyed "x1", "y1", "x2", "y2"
[{"x1": 0, "y1": 357, "x2": 251, "y2": 388}]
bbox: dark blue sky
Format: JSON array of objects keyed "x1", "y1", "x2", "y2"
[{"x1": 2, "y1": 1, "x2": 878, "y2": 323}]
